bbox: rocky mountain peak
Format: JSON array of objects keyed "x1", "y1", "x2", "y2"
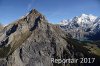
[
  {"x1": 81, "y1": 14, "x2": 88, "y2": 17},
  {"x1": 19, "y1": 9, "x2": 45, "y2": 24},
  {"x1": 73, "y1": 14, "x2": 97, "y2": 24},
  {"x1": 28, "y1": 9, "x2": 45, "y2": 19},
  {"x1": 80, "y1": 14, "x2": 97, "y2": 19},
  {"x1": 0, "y1": 9, "x2": 47, "y2": 48},
  {"x1": 29, "y1": 9, "x2": 39, "y2": 14},
  {"x1": 60, "y1": 20, "x2": 69, "y2": 25}
]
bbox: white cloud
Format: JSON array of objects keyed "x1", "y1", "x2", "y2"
[
  {"x1": 27, "y1": 3, "x2": 32, "y2": 10},
  {"x1": 27, "y1": 0, "x2": 35, "y2": 11}
]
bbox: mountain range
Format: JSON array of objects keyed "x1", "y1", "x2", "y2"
[
  {"x1": 60, "y1": 14, "x2": 100, "y2": 41},
  {"x1": 0, "y1": 9, "x2": 100, "y2": 66}
]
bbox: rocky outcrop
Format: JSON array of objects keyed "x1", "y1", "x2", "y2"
[{"x1": 0, "y1": 9, "x2": 99, "y2": 66}]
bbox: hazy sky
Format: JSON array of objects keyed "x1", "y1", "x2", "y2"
[{"x1": 0, "y1": 0, "x2": 100, "y2": 25}]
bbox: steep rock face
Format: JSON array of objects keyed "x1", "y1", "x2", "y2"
[{"x1": 0, "y1": 9, "x2": 99, "y2": 66}]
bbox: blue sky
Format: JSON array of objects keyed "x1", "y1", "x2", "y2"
[{"x1": 0, "y1": 0, "x2": 100, "y2": 25}]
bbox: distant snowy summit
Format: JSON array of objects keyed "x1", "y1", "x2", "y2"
[
  {"x1": 59, "y1": 14, "x2": 100, "y2": 41},
  {"x1": 60, "y1": 14, "x2": 97, "y2": 25}
]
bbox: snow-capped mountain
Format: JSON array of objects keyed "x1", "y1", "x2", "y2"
[{"x1": 60, "y1": 14, "x2": 100, "y2": 41}]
